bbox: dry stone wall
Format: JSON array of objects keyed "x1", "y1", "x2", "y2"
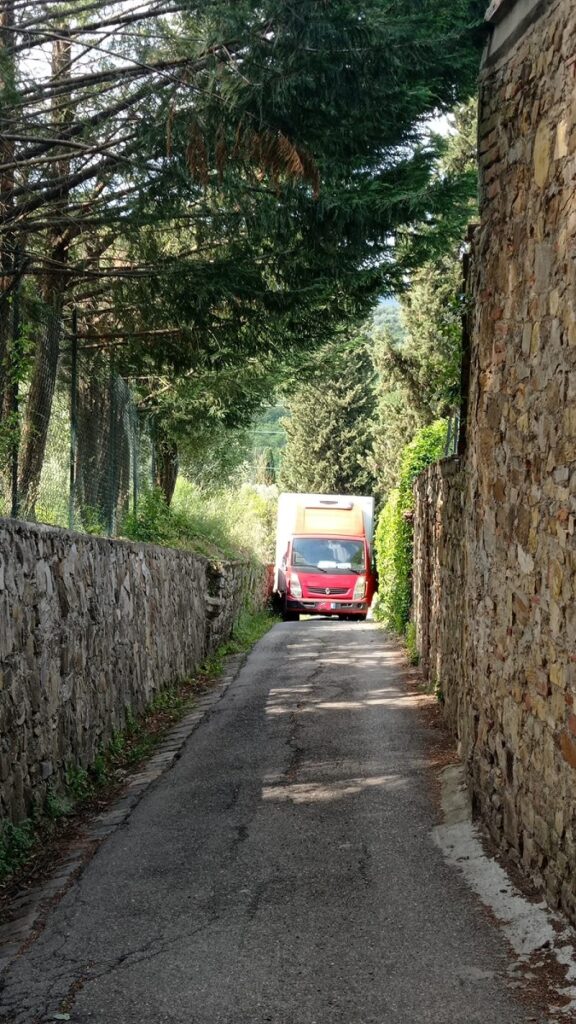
[
  {"x1": 0, "y1": 518, "x2": 266, "y2": 822},
  {"x1": 412, "y1": 459, "x2": 465, "y2": 725},
  {"x1": 413, "y1": 0, "x2": 576, "y2": 923}
]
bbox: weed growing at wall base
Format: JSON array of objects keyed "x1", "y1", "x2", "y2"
[
  {"x1": 0, "y1": 819, "x2": 36, "y2": 881},
  {"x1": 405, "y1": 622, "x2": 420, "y2": 666},
  {"x1": 433, "y1": 678, "x2": 445, "y2": 705}
]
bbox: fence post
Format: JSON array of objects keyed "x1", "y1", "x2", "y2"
[
  {"x1": 68, "y1": 308, "x2": 78, "y2": 530},
  {"x1": 444, "y1": 415, "x2": 454, "y2": 458},
  {"x1": 107, "y1": 354, "x2": 117, "y2": 536},
  {"x1": 458, "y1": 223, "x2": 477, "y2": 458},
  {"x1": 9, "y1": 267, "x2": 20, "y2": 518},
  {"x1": 132, "y1": 405, "x2": 139, "y2": 515},
  {"x1": 150, "y1": 415, "x2": 156, "y2": 488}
]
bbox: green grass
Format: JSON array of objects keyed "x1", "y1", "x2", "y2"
[
  {"x1": 0, "y1": 820, "x2": 36, "y2": 881},
  {"x1": 433, "y1": 678, "x2": 445, "y2": 705},
  {"x1": 121, "y1": 480, "x2": 277, "y2": 563},
  {"x1": 202, "y1": 609, "x2": 278, "y2": 676},
  {"x1": 120, "y1": 485, "x2": 238, "y2": 558},
  {"x1": 405, "y1": 622, "x2": 420, "y2": 666}
]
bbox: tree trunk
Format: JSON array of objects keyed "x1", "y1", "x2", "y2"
[
  {"x1": 0, "y1": 0, "x2": 21, "y2": 511},
  {"x1": 0, "y1": 0, "x2": 15, "y2": 423},
  {"x1": 153, "y1": 429, "x2": 178, "y2": 506},
  {"x1": 17, "y1": 29, "x2": 72, "y2": 518}
]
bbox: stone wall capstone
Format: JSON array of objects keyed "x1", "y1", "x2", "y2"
[
  {"x1": 412, "y1": 0, "x2": 576, "y2": 925},
  {"x1": 0, "y1": 518, "x2": 266, "y2": 822}
]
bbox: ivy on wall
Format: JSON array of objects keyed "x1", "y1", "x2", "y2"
[{"x1": 374, "y1": 420, "x2": 448, "y2": 633}]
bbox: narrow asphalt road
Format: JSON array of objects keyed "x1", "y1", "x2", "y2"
[{"x1": 1, "y1": 621, "x2": 543, "y2": 1023}]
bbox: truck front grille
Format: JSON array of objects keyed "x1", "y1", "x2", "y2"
[{"x1": 307, "y1": 586, "x2": 348, "y2": 596}]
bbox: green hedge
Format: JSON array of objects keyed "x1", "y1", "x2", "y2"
[{"x1": 374, "y1": 419, "x2": 448, "y2": 633}]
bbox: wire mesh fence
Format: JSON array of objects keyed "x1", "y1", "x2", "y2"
[
  {"x1": 0, "y1": 301, "x2": 153, "y2": 536},
  {"x1": 1, "y1": 284, "x2": 468, "y2": 533},
  {"x1": 444, "y1": 410, "x2": 461, "y2": 459}
]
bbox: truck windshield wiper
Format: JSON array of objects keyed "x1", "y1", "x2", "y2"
[{"x1": 293, "y1": 563, "x2": 365, "y2": 574}]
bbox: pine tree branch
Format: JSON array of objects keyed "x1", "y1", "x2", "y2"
[
  {"x1": 11, "y1": 2, "x2": 183, "y2": 51},
  {"x1": 16, "y1": 39, "x2": 242, "y2": 103}
]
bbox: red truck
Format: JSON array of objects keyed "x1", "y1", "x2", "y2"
[{"x1": 274, "y1": 492, "x2": 376, "y2": 622}]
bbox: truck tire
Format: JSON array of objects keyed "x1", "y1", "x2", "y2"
[{"x1": 282, "y1": 610, "x2": 300, "y2": 622}]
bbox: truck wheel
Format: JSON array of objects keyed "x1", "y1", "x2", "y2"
[{"x1": 282, "y1": 610, "x2": 300, "y2": 622}]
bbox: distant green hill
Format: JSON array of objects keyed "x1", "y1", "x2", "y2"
[{"x1": 249, "y1": 405, "x2": 288, "y2": 463}]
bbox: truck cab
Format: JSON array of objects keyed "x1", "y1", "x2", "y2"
[{"x1": 275, "y1": 494, "x2": 376, "y2": 622}]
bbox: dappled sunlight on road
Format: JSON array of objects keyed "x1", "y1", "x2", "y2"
[
  {"x1": 262, "y1": 772, "x2": 409, "y2": 804},
  {"x1": 260, "y1": 622, "x2": 425, "y2": 806},
  {"x1": 314, "y1": 656, "x2": 380, "y2": 666},
  {"x1": 305, "y1": 694, "x2": 421, "y2": 711},
  {"x1": 266, "y1": 693, "x2": 421, "y2": 714},
  {"x1": 265, "y1": 679, "x2": 421, "y2": 716}
]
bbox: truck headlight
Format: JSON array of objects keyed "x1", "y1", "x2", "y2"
[
  {"x1": 289, "y1": 574, "x2": 302, "y2": 598},
  {"x1": 353, "y1": 576, "x2": 366, "y2": 600}
]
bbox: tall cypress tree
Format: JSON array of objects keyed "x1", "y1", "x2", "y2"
[{"x1": 280, "y1": 343, "x2": 376, "y2": 496}]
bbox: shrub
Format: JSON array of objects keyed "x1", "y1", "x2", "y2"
[
  {"x1": 405, "y1": 622, "x2": 419, "y2": 665},
  {"x1": 0, "y1": 819, "x2": 36, "y2": 881},
  {"x1": 374, "y1": 419, "x2": 447, "y2": 634},
  {"x1": 121, "y1": 481, "x2": 277, "y2": 564}
]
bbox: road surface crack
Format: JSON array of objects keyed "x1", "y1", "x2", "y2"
[
  {"x1": 358, "y1": 842, "x2": 371, "y2": 887},
  {"x1": 225, "y1": 781, "x2": 241, "y2": 810},
  {"x1": 284, "y1": 711, "x2": 304, "y2": 783}
]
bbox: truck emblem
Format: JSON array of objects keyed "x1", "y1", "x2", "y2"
[{"x1": 325, "y1": 588, "x2": 331, "y2": 595}]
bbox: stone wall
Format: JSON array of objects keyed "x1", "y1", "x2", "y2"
[
  {"x1": 0, "y1": 518, "x2": 266, "y2": 822},
  {"x1": 413, "y1": 0, "x2": 576, "y2": 922},
  {"x1": 412, "y1": 459, "x2": 465, "y2": 725}
]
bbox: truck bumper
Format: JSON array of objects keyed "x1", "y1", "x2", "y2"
[{"x1": 285, "y1": 598, "x2": 368, "y2": 617}]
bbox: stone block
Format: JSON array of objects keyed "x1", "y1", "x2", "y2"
[
  {"x1": 559, "y1": 731, "x2": 576, "y2": 770},
  {"x1": 533, "y1": 121, "x2": 551, "y2": 187}
]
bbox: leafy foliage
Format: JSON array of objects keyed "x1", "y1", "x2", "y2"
[
  {"x1": 121, "y1": 486, "x2": 243, "y2": 558},
  {"x1": 367, "y1": 307, "x2": 423, "y2": 502},
  {"x1": 368, "y1": 101, "x2": 478, "y2": 504},
  {"x1": 1, "y1": 2, "x2": 485, "y2": 514},
  {"x1": 254, "y1": 448, "x2": 277, "y2": 486},
  {"x1": 374, "y1": 419, "x2": 448, "y2": 633},
  {"x1": 279, "y1": 340, "x2": 376, "y2": 495},
  {"x1": 384, "y1": 101, "x2": 478, "y2": 421},
  {"x1": 249, "y1": 406, "x2": 287, "y2": 468},
  {"x1": 386, "y1": 255, "x2": 464, "y2": 419},
  {"x1": 0, "y1": 818, "x2": 36, "y2": 882},
  {"x1": 405, "y1": 622, "x2": 419, "y2": 666},
  {"x1": 121, "y1": 479, "x2": 278, "y2": 562}
]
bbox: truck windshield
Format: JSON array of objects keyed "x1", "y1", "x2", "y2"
[{"x1": 291, "y1": 537, "x2": 365, "y2": 572}]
